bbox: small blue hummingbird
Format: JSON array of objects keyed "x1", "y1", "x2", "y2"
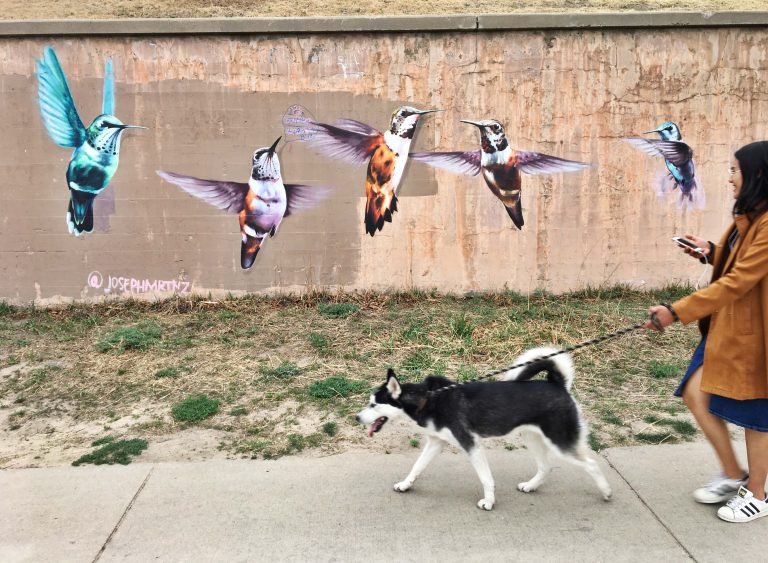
[
  {"x1": 36, "y1": 46, "x2": 144, "y2": 235},
  {"x1": 625, "y1": 122, "x2": 703, "y2": 208}
]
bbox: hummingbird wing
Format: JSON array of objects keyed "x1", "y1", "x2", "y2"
[
  {"x1": 304, "y1": 119, "x2": 383, "y2": 166},
  {"x1": 102, "y1": 58, "x2": 115, "y2": 116},
  {"x1": 36, "y1": 46, "x2": 87, "y2": 148},
  {"x1": 408, "y1": 150, "x2": 482, "y2": 176},
  {"x1": 156, "y1": 170, "x2": 249, "y2": 214},
  {"x1": 624, "y1": 138, "x2": 693, "y2": 167},
  {"x1": 515, "y1": 150, "x2": 592, "y2": 175},
  {"x1": 283, "y1": 184, "x2": 332, "y2": 217}
]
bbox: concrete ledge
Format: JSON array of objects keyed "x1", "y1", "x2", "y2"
[{"x1": 0, "y1": 11, "x2": 767, "y2": 37}]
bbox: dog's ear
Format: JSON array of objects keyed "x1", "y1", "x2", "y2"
[{"x1": 386, "y1": 369, "x2": 401, "y2": 399}]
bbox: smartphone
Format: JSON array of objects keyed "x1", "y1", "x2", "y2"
[{"x1": 672, "y1": 236, "x2": 704, "y2": 254}]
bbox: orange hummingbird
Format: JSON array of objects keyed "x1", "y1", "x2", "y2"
[
  {"x1": 305, "y1": 106, "x2": 439, "y2": 236},
  {"x1": 410, "y1": 119, "x2": 591, "y2": 229}
]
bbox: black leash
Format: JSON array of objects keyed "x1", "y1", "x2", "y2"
[{"x1": 426, "y1": 315, "x2": 660, "y2": 398}]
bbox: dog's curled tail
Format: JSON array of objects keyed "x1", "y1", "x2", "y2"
[{"x1": 502, "y1": 346, "x2": 575, "y2": 391}]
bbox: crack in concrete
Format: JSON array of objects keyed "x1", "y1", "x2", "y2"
[
  {"x1": 603, "y1": 453, "x2": 698, "y2": 562},
  {"x1": 92, "y1": 465, "x2": 155, "y2": 563}
]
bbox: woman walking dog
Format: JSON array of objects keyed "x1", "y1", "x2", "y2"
[{"x1": 646, "y1": 141, "x2": 768, "y2": 523}]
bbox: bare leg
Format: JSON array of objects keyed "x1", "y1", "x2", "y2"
[
  {"x1": 394, "y1": 436, "x2": 443, "y2": 492},
  {"x1": 682, "y1": 367, "x2": 744, "y2": 479},
  {"x1": 744, "y1": 429, "x2": 768, "y2": 499},
  {"x1": 467, "y1": 445, "x2": 496, "y2": 510},
  {"x1": 517, "y1": 429, "x2": 553, "y2": 493}
]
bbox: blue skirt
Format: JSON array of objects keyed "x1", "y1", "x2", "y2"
[{"x1": 675, "y1": 337, "x2": 768, "y2": 432}]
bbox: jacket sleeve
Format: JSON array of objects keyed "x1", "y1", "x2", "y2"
[
  {"x1": 702, "y1": 241, "x2": 719, "y2": 265},
  {"x1": 674, "y1": 218, "x2": 768, "y2": 324}
]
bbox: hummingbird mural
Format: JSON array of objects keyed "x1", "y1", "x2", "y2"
[
  {"x1": 35, "y1": 46, "x2": 144, "y2": 236},
  {"x1": 625, "y1": 122, "x2": 704, "y2": 208},
  {"x1": 410, "y1": 119, "x2": 591, "y2": 229},
  {"x1": 157, "y1": 137, "x2": 330, "y2": 270},
  {"x1": 305, "y1": 106, "x2": 439, "y2": 236}
]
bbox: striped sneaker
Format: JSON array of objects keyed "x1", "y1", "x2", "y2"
[
  {"x1": 717, "y1": 487, "x2": 768, "y2": 523},
  {"x1": 693, "y1": 473, "x2": 748, "y2": 504}
]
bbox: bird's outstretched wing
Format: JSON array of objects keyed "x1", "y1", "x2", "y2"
[
  {"x1": 409, "y1": 150, "x2": 482, "y2": 176},
  {"x1": 304, "y1": 119, "x2": 383, "y2": 166},
  {"x1": 36, "y1": 46, "x2": 87, "y2": 148},
  {"x1": 283, "y1": 184, "x2": 332, "y2": 217},
  {"x1": 102, "y1": 58, "x2": 115, "y2": 116},
  {"x1": 156, "y1": 170, "x2": 249, "y2": 214},
  {"x1": 625, "y1": 138, "x2": 693, "y2": 167},
  {"x1": 516, "y1": 150, "x2": 592, "y2": 175}
]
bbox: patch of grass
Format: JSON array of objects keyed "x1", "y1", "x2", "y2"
[
  {"x1": 588, "y1": 432, "x2": 608, "y2": 451},
  {"x1": 601, "y1": 412, "x2": 624, "y2": 426},
  {"x1": 0, "y1": 302, "x2": 15, "y2": 316},
  {"x1": 308, "y1": 376, "x2": 368, "y2": 399},
  {"x1": 409, "y1": 438, "x2": 420, "y2": 448},
  {"x1": 400, "y1": 350, "x2": 434, "y2": 373},
  {"x1": 322, "y1": 421, "x2": 338, "y2": 436},
  {"x1": 318, "y1": 302, "x2": 360, "y2": 318},
  {"x1": 457, "y1": 365, "x2": 478, "y2": 382},
  {"x1": 260, "y1": 361, "x2": 301, "y2": 380},
  {"x1": 154, "y1": 366, "x2": 181, "y2": 378},
  {"x1": 218, "y1": 310, "x2": 241, "y2": 320},
  {"x1": 229, "y1": 405, "x2": 249, "y2": 417},
  {"x1": 643, "y1": 415, "x2": 697, "y2": 438},
  {"x1": 635, "y1": 431, "x2": 677, "y2": 444},
  {"x1": 91, "y1": 435, "x2": 115, "y2": 446},
  {"x1": 96, "y1": 322, "x2": 163, "y2": 353},
  {"x1": 450, "y1": 312, "x2": 474, "y2": 340},
  {"x1": 648, "y1": 360, "x2": 679, "y2": 379},
  {"x1": 308, "y1": 332, "x2": 330, "y2": 354},
  {"x1": 287, "y1": 433, "x2": 305, "y2": 451},
  {"x1": 72, "y1": 438, "x2": 148, "y2": 466},
  {"x1": 171, "y1": 394, "x2": 220, "y2": 423}
]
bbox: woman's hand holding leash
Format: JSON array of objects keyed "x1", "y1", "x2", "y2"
[{"x1": 644, "y1": 304, "x2": 677, "y2": 332}]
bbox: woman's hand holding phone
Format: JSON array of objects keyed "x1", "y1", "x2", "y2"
[{"x1": 675, "y1": 234, "x2": 709, "y2": 259}]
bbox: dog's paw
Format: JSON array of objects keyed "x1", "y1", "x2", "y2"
[
  {"x1": 602, "y1": 488, "x2": 613, "y2": 501},
  {"x1": 393, "y1": 481, "x2": 412, "y2": 492},
  {"x1": 517, "y1": 481, "x2": 538, "y2": 493},
  {"x1": 477, "y1": 498, "x2": 494, "y2": 511}
]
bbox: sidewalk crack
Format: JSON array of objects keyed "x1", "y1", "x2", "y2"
[
  {"x1": 91, "y1": 466, "x2": 154, "y2": 563},
  {"x1": 604, "y1": 454, "x2": 698, "y2": 562}
]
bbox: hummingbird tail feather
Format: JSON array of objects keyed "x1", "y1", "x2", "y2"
[
  {"x1": 365, "y1": 193, "x2": 398, "y2": 236},
  {"x1": 505, "y1": 199, "x2": 524, "y2": 230},
  {"x1": 67, "y1": 190, "x2": 95, "y2": 236},
  {"x1": 241, "y1": 235, "x2": 264, "y2": 269}
]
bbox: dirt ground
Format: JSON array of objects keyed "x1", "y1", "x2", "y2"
[{"x1": 1, "y1": 0, "x2": 765, "y2": 19}]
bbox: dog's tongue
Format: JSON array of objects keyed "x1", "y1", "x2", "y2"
[{"x1": 368, "y1": 417, "x2": 386, "y2": 438}]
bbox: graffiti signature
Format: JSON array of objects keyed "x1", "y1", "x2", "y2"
[
  {"x1": 282, "y1": 105, "x2": 317, "y2": 143},
  {"x1": 87, "y1": 271, "x2": 191, "y2": 295}
]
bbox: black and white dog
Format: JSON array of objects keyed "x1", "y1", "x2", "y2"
[{"x1": 355, "y1": 347, "x2": 612, "y2": 510}]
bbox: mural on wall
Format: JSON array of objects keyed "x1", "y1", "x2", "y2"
[
  {"x1": 625, "y1": 122, "x2": 704, "y2": 209},
  {"x1": 35, "y1": 46, "x2": 144, "y2": 236},
  {"x1": 304, "y1": 106, "x2": 438, "y2": 236},
  {"x1": 410, "y1": 119, "x2": 591, "y2": 229},
  {"x1": 157, "y1": 137, "x2": 331, "y2": 270}
]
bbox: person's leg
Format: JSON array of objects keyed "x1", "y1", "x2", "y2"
[
  {"x1": 682, "y1": 367, "x2": 744, "y2": 479},
  {"x1": 744, "y1": 429, "x2": 768, "y2": 499}
]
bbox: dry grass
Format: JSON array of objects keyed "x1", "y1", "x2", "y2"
[
  {"x1": 0, "y1": 286, "x2": 704, "y2": 467},
  {"x1": 1, "y1": 0, "x2": 765, "y2": 20}
]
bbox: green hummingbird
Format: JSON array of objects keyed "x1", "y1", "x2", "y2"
[{"x1": 36, "y1": 46, "x2": 144, "y2": 235}]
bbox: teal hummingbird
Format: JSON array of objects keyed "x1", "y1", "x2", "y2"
[{"x1": 36, "y1": 46, "x2": 144, "y2": 235}]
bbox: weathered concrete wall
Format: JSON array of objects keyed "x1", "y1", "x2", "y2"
[{"x1": 1, "y1": 14, "x2": 767, "y2": 302}]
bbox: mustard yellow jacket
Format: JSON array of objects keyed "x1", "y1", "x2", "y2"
[{"x1": 673, "y1": 212, "x2": 768, "y2": 400}]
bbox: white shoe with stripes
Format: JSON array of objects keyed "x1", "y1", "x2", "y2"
[{"x1": 717, "y1": 486, "x2": 768, "y2": 523}]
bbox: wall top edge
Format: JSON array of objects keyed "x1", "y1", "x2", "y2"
[{"x1": 0, "y1": 11, "x2": 767, "y2": 36}]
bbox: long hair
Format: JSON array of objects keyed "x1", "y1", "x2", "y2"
[{"x1": 733, "y1": 141, "x2": 768, "y2": 217}]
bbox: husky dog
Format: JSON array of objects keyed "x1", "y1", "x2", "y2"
[{"x1": 355, "y1": 347, "x2": 612, "y2": 510}]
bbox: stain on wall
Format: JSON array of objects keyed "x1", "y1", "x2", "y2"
[{"x1": 0, "y1": 29, "x2": 767, "y2": 302}]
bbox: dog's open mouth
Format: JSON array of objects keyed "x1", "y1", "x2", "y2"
[{"x1": 368, "y1": 416, "x2": 388, "y2": 437}]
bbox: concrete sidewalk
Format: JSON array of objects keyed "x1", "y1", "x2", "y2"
[{"x1": 1, "y1": 442, "x2": 760, "y2": 562}]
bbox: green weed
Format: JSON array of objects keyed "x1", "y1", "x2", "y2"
[
  {"x1": 308, "y1": 376, "x2": 368, "y2": 399},
  {"x1": 322, "y1": 421, "x2": 338, "y2": 436},
  {"x1": 72, "y1": 438, "x2": 148, "y2": 466},
  {"x1": 260, "y1": 361, "x2": 301, "y2": 380},
  {"x1": 96, "y1": 322, "x2": 163, "y2": 353},
  {"x1": 450, "y1": 313, "x2": 474, "y2": 340},
  {"x1": 648, "y1": 361, "x2": 679, "y2": 379},
  {"x1": 318, "y1": 302, "x2": 360, "y2": 318},
  {"x1": 171, "y1": 394, "x2": 220, "y2": 423}
]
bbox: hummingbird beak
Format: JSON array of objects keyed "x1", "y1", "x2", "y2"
[
  {"x1": 121, "y1": 125, "x2": 147, "y2": 130},
  {"x1": 460, "y1": 119, "x2": 484, "y2": 128},
  {"x1": 268, "y1": 136, "x2": 282, "y2": 155},
  {"x1": 414, "y1": 108, "x2": 441, "y2": 115},
  {"x1": 643, "y1": 129, "x2": 662, "y2": 134}
]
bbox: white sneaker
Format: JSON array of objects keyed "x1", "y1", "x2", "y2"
[
  {"x1": 693, "y1": 473, "x2": 748, "y2": 504},
  {"x1": 717, "y1": 487, "x2": 768, "y2": 523}
]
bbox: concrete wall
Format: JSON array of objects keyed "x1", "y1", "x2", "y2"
[{"x1": 2, "y1": 13, "x2": 768, "y2": 302}]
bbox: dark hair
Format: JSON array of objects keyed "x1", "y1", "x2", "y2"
[{"x1": 733, "y1": 141, "x2": 768, "y2": 217}]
